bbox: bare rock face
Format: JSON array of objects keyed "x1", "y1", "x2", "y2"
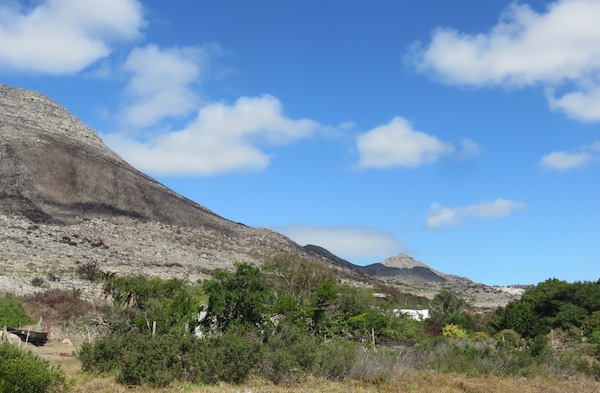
[{"x1": 1, "y1": 84, "x2": 229, "y2": 227}]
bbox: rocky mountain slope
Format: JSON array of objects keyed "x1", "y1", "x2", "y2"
[{"x1": 0, "y1": 85, "x2": 523, "y2": 308}]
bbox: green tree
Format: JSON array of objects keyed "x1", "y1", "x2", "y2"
[
  {"x1": 263, "y1": 253, "x2": 335, "y2": 307},
  {"x1": 492, "y1": 278, "x2": 600, "y2": 338},
  {"x1": 503, "y1": 301, "x2": 537, "y2": 337},
  {"x1": 430, "y1": 290, "x2": 465, "y2": 316},
  {"x1": 102, "y1": 276, "x2": 199, "y2": 334},
  {"x1": 203, "y1": 263, "x2": 271, "y2": 331},
  {"x1": 554, "y1": 303, "x2": 588, "y2": 331}
]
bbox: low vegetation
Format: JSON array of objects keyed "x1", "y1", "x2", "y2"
[
  {"x1": 2, "y1": 255, "x2": 600, "y2": 391},
  {"x1": 0, "y1": 294, "x2": 35, "y2": 327},
  {"x1": 0, "y1": 342, "x2": 67, "y2": 393}
]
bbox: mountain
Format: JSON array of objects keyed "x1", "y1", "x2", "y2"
[
  {"x1": 0, "y1": 85, "x2": 523, "y2": 308},
  {"x1": 2, "y1": 84, "x2": 255, "y2": 228},
  {"x1": 305, "y1": 245, "x2": 524, "y2": 308},
  {"x1": 0, "y1": 84, "x2": 335, "y2": 289}
]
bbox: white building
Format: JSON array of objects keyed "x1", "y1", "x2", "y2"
[{"x1": 395, "y1": 309, "x2": 430, "y2": 321}]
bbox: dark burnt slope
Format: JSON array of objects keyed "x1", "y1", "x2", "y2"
[{"x1": 0, "y1": 84, "x2": 232, "y2": 228}]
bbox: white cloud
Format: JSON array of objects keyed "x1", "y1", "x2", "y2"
[
  {"x1": 276, "y1": 225, "x2": 403, "y2": 262},
  {"x1": 120, "y1": 44, "x2": 211, "y2": 129},
  {"x1": 427, "y1": 198, "x2": 526, "y2": 229},
  {"x1": 0, "y1": 0, "x2": 144, "y2": 74},
  {"x1": 413, "y1": 0, "x2": 600, "y2": 121},
  {"x1": 539, "y1": 142, "x2": 600, "y2": 170},
  {"x1": 356, "y1": 117, "x2": 478, "y2": 169},
  {"x1": 105, "y1": 95, "x2": 323, "y2": 175},
  {"x1": 546, "y1": 86, "x2": 600, "y2": 122}
]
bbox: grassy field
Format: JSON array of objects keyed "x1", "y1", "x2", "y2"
[{"x1": 26, "y1": 339, "x2": 600, "y2": 393}]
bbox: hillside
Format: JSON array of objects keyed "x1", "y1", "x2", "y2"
[{"x1": 0, "y1": 85, "x2": 522, "y2": 307}]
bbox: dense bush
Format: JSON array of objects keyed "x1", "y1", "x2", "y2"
[
  {"x1": 0, "y1": 342, "x2": 67, "y2": 393},
  {"x1": 0, "y1": 295, "x2": 34, "y2": 327},
  {"x1": 101, "y1": 276, "x2": 200, "y2": 335},
  {"x1": 202, "y1": 263, "x2": 271, "y2": 332},
  {"x1": 492, "y1": 279, "x2": 600, "y2": 338},
  {"x1": 79, "y1": 330, "x2": 262, "y2": 387}
]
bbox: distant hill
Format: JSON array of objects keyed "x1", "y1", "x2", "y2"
[{"x1": 305, "y1": 244, "x2": 524, "y2": 308}]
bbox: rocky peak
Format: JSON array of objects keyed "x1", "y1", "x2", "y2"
[
  {"x1": 0, "y1": 85, "x2": 111, "y2": 156},
  {"x1": 381, "y1": 253, "x2": 432, "y2": 270}
]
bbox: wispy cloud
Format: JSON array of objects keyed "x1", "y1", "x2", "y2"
[
  {"x1": 276, "y1": 225, "x2": 403, "y2": 262},
  {"x1": 411, "y1": 0, "x2": 600, "y2": 122},
  {"x1": 105, "y1": 95, "x2": 323, "y2": 175},
  {"x1": 426, "y1": 199, "x2": 526, "y2": 229},
  {"x1": 356, "y1": 117, "x2": 478, "y2": 169},
  {"x1": 0, "y1": 0, "x2": 145, "y2": 74},
  {"x1": 539, "y1": 141, "x2": 600, "y2": 170}
]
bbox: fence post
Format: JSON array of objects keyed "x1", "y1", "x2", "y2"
[
  {"x1": 24, "y1": 327, "x2": 31, "y2": 348},
  {"x1": 2, "y1": 326, "x2": 9, "y2": 344},
  {"x1": 152, "y1": 321, "x2": 156, "y2": 337}
]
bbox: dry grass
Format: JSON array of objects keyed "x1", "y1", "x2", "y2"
[
  {"x1": 66, "y1": 372, "x2": 600, "y2": 393},
  {"x1": 25, "y1": 339, "x2": 600, "y2": 393}
]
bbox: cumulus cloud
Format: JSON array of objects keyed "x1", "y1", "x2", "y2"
[
  {"x1": 356, "y1": 117, "x2": 478, "y2": 169},
  {"x1": 105, "y1": 95, "x2": 323, "y2": 175},
  {"x1": 427, "y1": 199, "x2": 526, "y2": 229},
  {"x1": 546, "y1": 87, "x2": 600, "y2": 122},
  {"x1": 276, "y1": 225, "x2": 403, "y2": 262},
  {"x1": 539, "y1": 142, "x2": 600, "y2": 170},
  {"x1": 0, "y1": 0, "x2": 144, "y2": 74},
  {"x1": 413, "y1": 0, "x2": 600, "y2": 121},
  {"x1": 120, "y1": 44, "x2": 212, "y2": 129}
]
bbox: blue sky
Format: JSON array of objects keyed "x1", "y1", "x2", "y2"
[{"x1": 1, "y1": 0, "x2": 599, "y2": 285}]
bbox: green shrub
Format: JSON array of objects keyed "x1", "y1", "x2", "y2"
[
  {"x1": 589, "y1": 330, "x2": 600, "y2": 346},
  {"x1": 210, "y1": 329, "x2": 262, "y2": 383},
  {"x1": 0, "y1": 295, "x2": 34, "y2": 327},
  {"x1": 101, "y1": 275, "x2": 200, "y2": 335},
  {"x1": 0, "y1": 342, "x2": 67, "y2": 393},
  {"x1": 348, "y1": 348, "x2": 398, "y2": 385},
  {"x1": 261, "y1": 323, "x2": 320, "y2": 383},
  {"x1": 79, "y1": 329, "x2": 262, "y2": 387},
  {"x1": 496, "y1": 329, "x2": 522, "y2": 347},
  {"x1": 471, "y1": 331, "x2": 490, "y2": 341},
  {"x1": 79, "y1": 334, "x2": 129, "y2": 373},
  {"x1": 116, "y1": 335, "x2": 185, "y2": 387},
  {"x1": 312, "y1": 340, "x2": 357, "y2": 380},
  {"x1": 426, "y1": 339, "x2": 538, "y2": 377}
]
